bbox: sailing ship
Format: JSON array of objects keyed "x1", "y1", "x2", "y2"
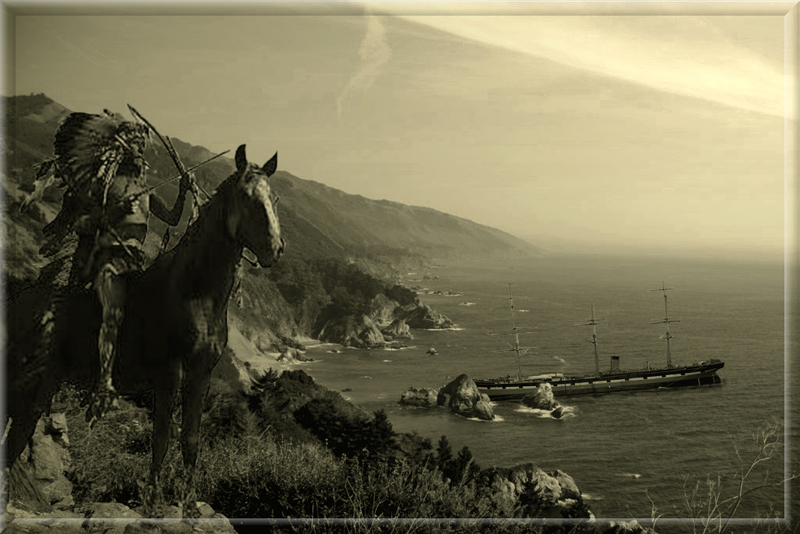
[{"x1": 475, "y1": 283, "x2": 724, "y2": 401}]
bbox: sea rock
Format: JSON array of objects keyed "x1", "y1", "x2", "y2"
[
  {"x1": 399, "y1": 387, "x2": 439, "y2": 407},
  {"x1": 397, "y1": 303, "x2": 454, "y2": 329},
  {"x1": 522, "y1": 383, "x2": 559, "y2": 410},
  {"x1": 551, "y1": 406, "x2": 565, "y2": 419},
  {"x1": 381, "y1": 319, "x2": 413, "y2": 340},
  {"x1": 473, "y1": 397, "x2": 495, "y2": 421},
  {"x1": 437, "y1": 374, "x2": 494, "y2": 421},
  {"x1": 425, "y1": 347, "x2": 437, "y2": 355},
  {"x1": 317, "y1": 315, "x2": 386, "y2": 349}
]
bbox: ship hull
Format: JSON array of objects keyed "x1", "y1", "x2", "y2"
[{"x1": 476, "y1": 361, "x2": 724, "y2": 401}]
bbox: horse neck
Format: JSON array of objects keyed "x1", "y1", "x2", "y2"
[{"x1": 169, "y1": 193, "x2": 243, "y2": 307}]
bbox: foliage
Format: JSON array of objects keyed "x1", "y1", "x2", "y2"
[{"x1": 646, "y1": 421, "x2": 796, "y2": 534}]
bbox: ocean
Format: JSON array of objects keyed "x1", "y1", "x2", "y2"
[{"x1": 289, "y1": 253, "x2": 792, "y2": 521}]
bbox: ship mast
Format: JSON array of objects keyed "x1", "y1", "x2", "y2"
[
  {"x1": 507, "y1": 284, "x2": 527, "y2": 382},
  {"x1": 577, "y1": 302, "x2": 601, "y2": 375},
  {"x1": 650, "y1": 282, "x2": 680, "y2": 368}
]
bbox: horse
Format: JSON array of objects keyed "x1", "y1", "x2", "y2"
[{"x1": 4, "y1": 144, "x2": 284, "y2": 517}]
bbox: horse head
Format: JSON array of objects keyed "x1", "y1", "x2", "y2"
[{"x1": 226, "y1": 144, "x2": 285, "y2": 267}]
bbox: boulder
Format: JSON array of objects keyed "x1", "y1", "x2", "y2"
[
  {"x1": 399, "y1": 387, "x2": 439, "y2": 407},
  {"x1": 473, "y1": 397, "x2": 495, "y2": 421},
  {"x1": 551, "y1": 406, "x2": 565, "y2": 419},
  {"x1": 397, "y1": 303, "x2": 454, "y2": 329},
  {"x1": 522, "y1": 383, "x2": 559, "y2": 410},
  {"x1": 437, "y1": 374, "x2": 494, "y2": 421},
  {"x1": 381, "y1": 319, "x2": 413, "y2": 340},
  {"x1": 425, "y1": 347, "x2": 437, "y2": 355},
  {"x1": 16, "y1": 414, "x2": 74, "y2": 507}
]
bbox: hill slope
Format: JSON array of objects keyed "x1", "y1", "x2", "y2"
[
  {"x1": 4, "y1": 94, "x2": 539, "y2": 268},
  {"x1": 3, "y1": 93, "x2": 539, "y2": 349}
]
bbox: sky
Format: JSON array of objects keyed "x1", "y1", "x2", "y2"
[{"x1": 8, "y1": 5, "x2": 792, "y2": 261}]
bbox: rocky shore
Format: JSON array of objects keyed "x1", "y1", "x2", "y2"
[{"x1": 315, "y1": 294, "x2": 453, "y2": 349}]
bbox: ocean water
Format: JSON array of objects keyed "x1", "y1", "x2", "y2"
[{"x1": 292, "y1": 253, "x2": 792, "y2": 521}]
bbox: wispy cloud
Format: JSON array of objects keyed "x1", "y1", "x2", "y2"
[
  {"x1": 396, "y1": 15, "x2": 784, "y2": 118},
  {"x1": 336, "y1": 14, "x2": 392, "y2": 120}
]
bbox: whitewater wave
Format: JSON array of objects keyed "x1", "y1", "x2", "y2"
[
  {"x1": 459, "y1": 302, "x2": 476, "y2": 306},
  {"x1": 515, "y1": 405, "x2": 577, "y2": 419},
  {"x1": 423, "y1": 327, "x2": 464, "y2": 331},
  {"x1": 618, "y1": 473, "x2": 643, "y2": 479},
  {"x1": 552, "y1": 356, "x2": 566, "y2": 364},
  {"x1": 465, "y1": 415, "x2": 505, "y2": 423}
]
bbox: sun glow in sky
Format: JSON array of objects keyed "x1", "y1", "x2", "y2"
[{"x1": 8, "y1": 4, "x2": 793, "y2": 260}]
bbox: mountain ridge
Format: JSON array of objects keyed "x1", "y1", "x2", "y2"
[{"x1": 4, "y1": 93, "x2": 540, "y2": 267}]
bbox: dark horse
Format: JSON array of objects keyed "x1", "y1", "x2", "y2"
[{"x1": 5, "y1": 144, "x2": 284, "y2": 517}]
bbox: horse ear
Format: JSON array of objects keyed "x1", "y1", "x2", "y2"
[
  {"x1": 262, "y1": 152, "x2": 277, "y2": 177},
  {"x1": 235, "y1": 144, "x2": 247, "y2": 173}
]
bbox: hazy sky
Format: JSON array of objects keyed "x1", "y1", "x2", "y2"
[{"x1": 10, "y1": 7, "x2": 790, "y2": 260}]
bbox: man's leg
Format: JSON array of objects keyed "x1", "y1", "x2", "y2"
[{"x1": 85, "y1": 262, "x2": 124, "y2": 427}]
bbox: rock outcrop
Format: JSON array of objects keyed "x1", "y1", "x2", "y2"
[
  {"x1": 487, "y1": 463, "x2": 590, "y2": 519},
  {"x1": 277, "y1": 347, "x2": 315, "y2": 364},
  {"x1": 522, "y1": 383, "x2": 559, "y2": 410},
  {"x1": 10, "y1": 414, "x2": 74, "y2": 511},
  {"x1": 369, "y1": 294, "x2": 400, "y2": 326},
  {"x1": 398, "y1": 303, "x2": 454, "y2": 329},
  {"x1": 398, "y1": 387, "x2": 439, "y2": 407},
  {"x1": 436, "y1": 374, "x2": 494, "y2": 421},
  {"x1": 381, "y1": 319, "x2": 412, "y2": 340},
  {"x1": 317, "y1": 315, "x2": 386, "y2": 349}
]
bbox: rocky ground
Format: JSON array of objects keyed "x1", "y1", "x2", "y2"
[{"x1": 1, "y1": 415, "x2": 236, "y2": 534}]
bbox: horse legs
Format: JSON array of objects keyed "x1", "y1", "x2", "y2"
[
  {"x1": 142, "y1": 374, "x2": 180, "y2": 518},
  {"x1": 178, "y1": 360, "x2": 212, "y2": 519}
]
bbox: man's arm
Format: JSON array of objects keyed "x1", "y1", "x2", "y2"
[{"x1": 149, "y1": 176, "x2": 191, "y2": 226}]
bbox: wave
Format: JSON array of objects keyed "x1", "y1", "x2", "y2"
[
  {"x1": 459, "y1": 302, "x2": 477, "y2": 306},
  {"x1": 618, "y1": 473, "x2": 643, "y2": 479},
  {"x1": 383, "y1": 359, "x2": 393, "y2": 363},
  {"x1": 423, "y1": 327, "x2": 464, "y2": 331},
  {"x1": 465, "y1": 415, "x2": 505, "y2": 423},
  {"x1": 515, "y1": 405, "x2": 576, "y2": 419},
  {"x1": 552, "y1": 356, "x2": 566, "y2": 364}
]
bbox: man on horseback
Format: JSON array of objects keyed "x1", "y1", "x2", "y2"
[{"x1": 29, "y1": 109, "x2": 191, "y2": 425}]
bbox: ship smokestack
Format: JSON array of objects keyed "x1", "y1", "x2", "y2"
[{"x1": 611, "y1": 356, "x2": 620, "y2": 372}]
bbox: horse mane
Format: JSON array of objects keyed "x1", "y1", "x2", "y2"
[{"x1": 150, "y1": 168, "x2": 242, "y2": 270}]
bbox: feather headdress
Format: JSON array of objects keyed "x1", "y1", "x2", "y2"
[{"x1": 23, "y1": 109, "x2": 151, "y2": 210}]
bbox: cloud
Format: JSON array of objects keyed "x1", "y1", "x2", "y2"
[
  {"x1": 336, "y1": 15, "x2": 392, "y2": 119},
  {"x1": 396, "y1": 15, "x2": 784, "y2": 118}
]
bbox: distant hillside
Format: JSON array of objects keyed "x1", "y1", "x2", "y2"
[
  {"x1": 3, "y1": 94, "x2": 539, "y2": 268},
  {"x1": 3, "y1": 93, "x2": 539, "y2": 349}
]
